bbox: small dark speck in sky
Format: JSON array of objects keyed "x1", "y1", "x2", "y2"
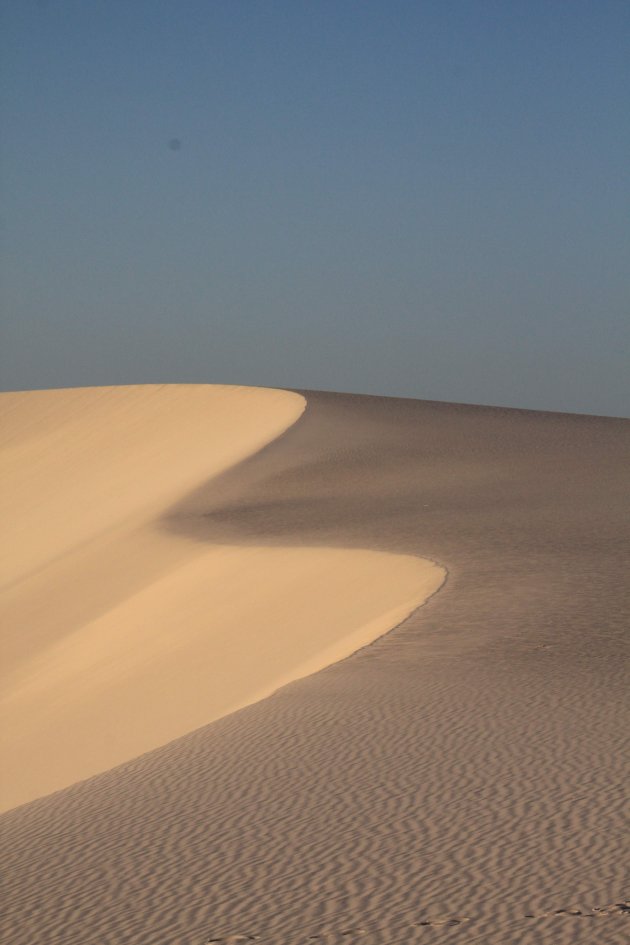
[{"x1": 168, "y1": 138, "x2": 182, "y2": 151}]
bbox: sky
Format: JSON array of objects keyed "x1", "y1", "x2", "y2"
[{"x1": 1, "y1": 0, "x2": 629, "y2": 416}]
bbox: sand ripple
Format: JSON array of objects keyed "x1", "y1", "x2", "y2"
[{"x1": 1, "y1": 389, "x2": 628, "y2": 944}]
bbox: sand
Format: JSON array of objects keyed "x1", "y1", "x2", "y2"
[
  {"x1": 1, "y1": 385, "x2": 629, "y2": 945},
  {"x1": 0, "y1": 384, "x2": 443, "y2": 810}
]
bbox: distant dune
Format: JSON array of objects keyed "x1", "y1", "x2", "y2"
[{"x1": 1, "y1": 385, "x2": 628, "y2": 945}]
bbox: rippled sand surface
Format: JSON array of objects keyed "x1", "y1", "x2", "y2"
[{"x1": 1, "y1": 387, "x2": 628, "y2": 945}]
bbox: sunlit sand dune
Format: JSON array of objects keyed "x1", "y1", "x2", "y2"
[
  {"x1": 1, "y1": 386, "x2": 628, "y2": 945},
  {"x1": 0, "y1": 385, "x2": 442, "y2": 809},
  {"x1": 1, "y1": 384, "x2": 305, "y2": 588}
]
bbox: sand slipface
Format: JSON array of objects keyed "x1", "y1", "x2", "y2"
[
  {"x1": 1, "y1": 386, "x2": 629, "y2": 945},
  {"x1": 0, "y1": 384, "x2": 443, "y2": 810}
]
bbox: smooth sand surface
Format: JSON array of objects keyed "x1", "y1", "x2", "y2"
[
  {"x1": 1, "y1": 384, "x2": 305, "y2": 587},
  {"x1": 2, "y1": 387, "x2": 629, "y2": 945},
  {"x1": 0, "y1": 384, "x2": 443, "y2": 810}
]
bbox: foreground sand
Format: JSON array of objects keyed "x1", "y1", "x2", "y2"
[
  {"x1": 1, "y1": 386, "x2": 628, "y2": 945},
  {"x1": 0, "y1": 384, "x2": 443, "y2": 809}
]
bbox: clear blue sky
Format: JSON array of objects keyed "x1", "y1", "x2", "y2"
[{"x1": 2, "y1": 1, "x2": 629, "y2": 415}]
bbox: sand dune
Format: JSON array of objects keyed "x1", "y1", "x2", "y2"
[
  {"x1": 1, "y1": 386, "x2": 628, "y2": 945},
  {"x1": 0, "y1": 384, "x2": 443, "y2": 810},
  {"x1": 1, "y1": 384, "x2": 305, "y2": 588}
]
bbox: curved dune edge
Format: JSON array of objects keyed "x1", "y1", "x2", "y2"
[
  {"x1": 0, "y1": 385, "x2": 445, "y2": 811},
  {"x1": 0, "y1": 384, "x2": 306, "y2": 588},
  {"x1": 2, "y1": 544, "x2": 445, "y2": 811}
]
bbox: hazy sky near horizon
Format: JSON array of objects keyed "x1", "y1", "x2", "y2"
[{"x1": 2, "y1": 1, "x2": 629, "y2": 415}]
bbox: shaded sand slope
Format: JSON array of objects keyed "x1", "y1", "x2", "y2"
[
  {"x1": 0, "y1": 385, "x2": 443, "y2": 810},
  {"x1": 2, "y1": 391, "x2": 629, "y2": 944}
]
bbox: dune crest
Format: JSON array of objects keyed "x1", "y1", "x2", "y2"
[
  {"x1": 0, "y1": 384, "x2": 443, "y2": 810},
  {"x1": 0, "y1": 383, "x2": 305, "y2": 588}
]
